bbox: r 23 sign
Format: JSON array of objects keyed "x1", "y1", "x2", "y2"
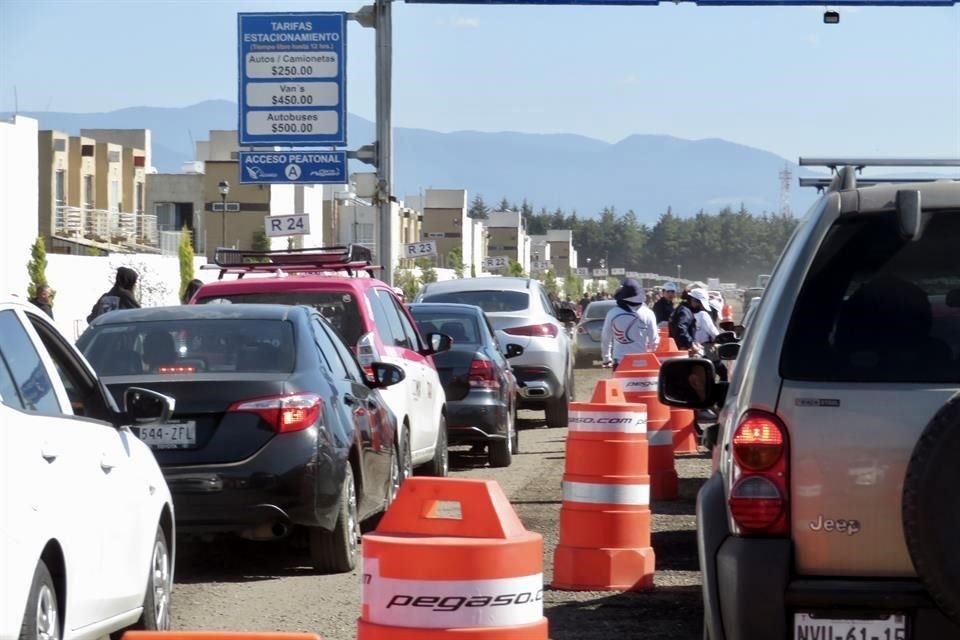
[{"x1": 404, "y1": 241, "x2": 437, "y2": 258}]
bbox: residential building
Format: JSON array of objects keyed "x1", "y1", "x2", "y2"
[
  {"x1": 1, "y1": 115, "x2": 39, "y2": 297},
  {"x1": 421, "y1": 189, "x2": 468, "y2": 269},
  {"x1": 38, "y1": 130, "x2": 70, "y2": 244},
  {"x1": 485, "y1": 209, "x2": 530, "y2": 272},
  {"x1": 399, "y1": 203, "x2": 423, "y2": 247},
  {"x1": 146, "y1": 172, "x2": 205, "y2": 254},
  {"x1": 529, "y1": 235, "x2": 552, "y2": 271},
  {"x1": 81, "y1": 128, "x2": 153, "y2": 172},
  {"x1": 66, "y1": 135, "x2": 96, "y2": 224},
  {"x1": 547, "y1": 229, "x2": 578, "y2": 276}
]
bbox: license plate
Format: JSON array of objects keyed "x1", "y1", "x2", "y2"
[
  {"x1": 794, "y1": 613, "x2": 907, "y2": 640},
  {"x1": 137, "y1": 421, "x2": 196, "y2": 449}
]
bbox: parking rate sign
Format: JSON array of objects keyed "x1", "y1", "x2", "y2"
[
  {"x1": 238, "y1": 151, "x2": 347, "y2": 184},
  {"x1": 239, "y1": 13, "x2": 347, "y2": 146}
]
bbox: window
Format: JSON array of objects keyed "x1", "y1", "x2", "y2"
[
  {"x1": 420, "y1": 290, "x2": 529, "y2": 313},
  {"x1": 135, "y1": 182, "x2": 144, "y2": 214},
  {"x1": 0, "y1": 311, "x2": 60, "y2": 413},
  {"x1": 781, "y1": 210, "x2": 960, "y2": 383},
  {"x1": 54, "y1": 170, "x2": 65, "y2": 207},
  {"x1": 316, "y1": 317, "x2": 365, "y2": 383},
  {"x1": 366, "y1": 290, "x2": 402, "y2": 347},
  {"x1": 83, "y1": 174, "x2": 94, "y2": 208},
  {"x1": 312, "y1": 317, "x2": 348, "y2": 381},
  {"x1": 369, "y1": 290, "x2": 409, "y2": 348},
  {"x1": 109, "y1": 179, "x2": 120, "y2": 213},
  {"x1": 410, "y1": 309, "x2": 480, "y2": 346},
  {"x1": 0, "y1": 352, "x2": 23, "y2": 408},
  {"x1": 355, "y1": 222, "x2": 375, "y2": 246},
  {"x1": 384, "y1": 292, "x2": 421, "y2": 351}
]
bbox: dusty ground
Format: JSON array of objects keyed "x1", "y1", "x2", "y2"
[{"x1": 171, "y1": 366, "x2": 710, "y2": 639}]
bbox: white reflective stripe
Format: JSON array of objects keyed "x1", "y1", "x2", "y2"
[
  {"x1": 362, "y1": 557, "x2": 543, "y2": 629},
  {"x1": 616, "y1": 376, "x2": 659, "y2": 392},
  {"x1": 568, "y1": 410, "x2": 647, "y2": 433},
  {"x1": 647, "y1": 428, "x2": 675, "y2": 446},
  {"x1": 562, "y1": 481, "x2": 650, "y2": 506}
]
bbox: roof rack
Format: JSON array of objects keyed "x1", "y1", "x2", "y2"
[
  {"x1": 204, "y1": 244, "x2": 380, "y2": 280},
  {"x1": 798, "y1": 158, "x2": 960, "y2": 193}
]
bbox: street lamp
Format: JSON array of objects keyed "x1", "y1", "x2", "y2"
[
  {"x1": 218, "y1": 180, "x2": 230, "y2": 248},
  {"x1": 677, "y1": 264, "x2": 682, "y2": 280}
]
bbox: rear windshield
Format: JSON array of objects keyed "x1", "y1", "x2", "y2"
[
  {"x1": 410, "y1": 310, "x2": 482, "y2": 346},
  {"x1": 781, "y1": 209, "x2": 960, "y2": 383},
  {"x1": 584, "y1": 302, "x2": 614, "y2": 319},
  {"x1": 420, "y1": 290, "x2": 529, "y2": 313},
  {"x1": 196, "y1": 290, "x2": 364, "y2": 345},
  {"x1": 78, "y1": 319, "x2": 296, "y2": 377}
]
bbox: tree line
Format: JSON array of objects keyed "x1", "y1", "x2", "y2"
[{"x1": 469, "y1": 195, "x2": 798, "y2": 286}]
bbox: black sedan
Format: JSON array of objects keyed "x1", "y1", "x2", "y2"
[
  {"x1": 77, "y1": 304, "x2": 404, "y2": 573},
  {"x1": 408, "y1": 303, "x2": 522, "y2": 468}
]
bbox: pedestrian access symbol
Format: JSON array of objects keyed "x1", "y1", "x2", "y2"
[{"x1": 285, "y1": 164, "x2": 302, "y2": 180}]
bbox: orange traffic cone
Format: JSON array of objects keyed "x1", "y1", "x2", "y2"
[
  {"x1": 358, "y1": 478, "x2": 548, "y2": 639},
  {"x1": 614, "y1": 354, "x2": 678, "y2": 500},
  {"x1": 552, "y1": 379, "x2": 655, "y2": 592}
]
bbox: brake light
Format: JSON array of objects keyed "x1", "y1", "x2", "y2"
[
  {"x1": 468, "y1": 358, "x2": 499, "y2": 389},
  {"x1": 728, "y1": 411, "x2": 789, "y2": 536},
  {"x1": 228, "y1": 393, "x2": 322, "y2": 434},
  {"x1": 157, "y1": 365, "x2": 196, "y2": 374},
  {"x1": 504, "y1": 323, "x2": 559, "y2": 338}
]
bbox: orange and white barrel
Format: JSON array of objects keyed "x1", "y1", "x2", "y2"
[
  {"x1": 552, "y1": 380, "x2": 655, "y2": 592},
  {"x1": 125, "y1": 634, "x2": 320, "y2": 640},
  {"x1": 615, "y1": 354, "x2": 678, "y2": 500},
  {"x1": 358, "y1": 478, "x2": 547, "y2": 640},
  {"x1": 654, "y1": 342, "x2": 699, "y2": 455}
]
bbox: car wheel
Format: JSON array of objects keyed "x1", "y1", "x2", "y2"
[
  {"x1": 511, "y1": 407, "x2": 520, "y2": 454},
  {"x1": 545, "y1": 367, "x2": 572, "y2": 428},
  {"x1": 385, "y1": 444, "x2": 401, "y2": 509},
  {"x1": 421, "y1": 415, "x2": 449, "y2": 477},
  {"x1": 132, "y1": 525, "x2": 172, "y2": 631},
  {"x1": 19, "y1": 561, "x2": 60, "y2": 640},
  {"x1": 309, "y1": 464, "x2": 360, "y2": 573},
  {"x1": 488, "y1": 409, "x2": 514, "y2": 468}
]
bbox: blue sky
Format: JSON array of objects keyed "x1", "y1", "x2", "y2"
[{"x1": 1, "y1": 0, "x2": 958, "y2": 159}]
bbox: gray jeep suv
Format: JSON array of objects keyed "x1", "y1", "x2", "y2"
[{"x1": 661, "y1": 165, "x2": 960, "y2": 640}]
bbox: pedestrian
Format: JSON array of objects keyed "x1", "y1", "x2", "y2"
[
  {"x1": 29, "y1": 285, "x2": 55, "y2": 319},
  {"x1": 182, "y1": 278, "x2": 204, "y2": 304},
  {"x1": 695, "y1": 296, "x2": 722, "y2": 346},
  {"x1": 653, "y1": 282, "x2": 678, "y2": 325},
  {"x1": 600, "y1": 278, "x2": 659, "y2": 371},
  {"x1": 88, "y1": 266, "x2": 140, "y2": 323},
  {"x1": 669, "y1": 287, "x2": 710, "y2": 353}
]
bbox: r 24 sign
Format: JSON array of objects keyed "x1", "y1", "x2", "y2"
[{"x1": 265, "y1": 214, "x2": 311, "y2": 237}]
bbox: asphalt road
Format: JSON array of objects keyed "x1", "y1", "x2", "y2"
[{"x1": 171, "y1": 365, "x2": 710, "y2": 639}]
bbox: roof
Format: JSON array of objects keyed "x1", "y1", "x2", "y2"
[
  {"x1": 840, "y1": 180, "x2": 960, "y2": 215},
  {"x1": 408, "y1": 302, "x2": 485, "y2": 316},
  {"x1": 422, "y1": 277, "x2": 532, "y2": 294},
  {"x1": 88, "y1": 304, "x2": 307, "y2": 325},
  {"x1": 194, "y1": 274, "x2": 387, "y2": 297}
]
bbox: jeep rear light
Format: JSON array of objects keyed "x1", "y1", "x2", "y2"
[
  {"x1": 357, "y1": 332, "x2": 379, "y2": 377},
  {"x1": 468, "y1": 357, "x2": 499, "y2": 389},
  {"x1": 228, "y1": 393, "x2": 322, "y2": 434},
  {"x1": 729, "y1": 411, "x2": 789, "y2": 536},
  {"x1": 504, "y1": 323, "x2": 559, "y2": 338}
]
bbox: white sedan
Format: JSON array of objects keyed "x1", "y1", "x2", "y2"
[{"x1": 0, "y1": 298, "x2": 176, "y2": 640}]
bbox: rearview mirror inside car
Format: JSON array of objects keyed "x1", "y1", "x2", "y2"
[
  {"x1": 369, "y1": 362, "x2": 405, "y2": 389},
  {"x1": 505, "y1": 343, "x2": 524, "y2": 359},
  {"x1": 658, "y1": 358, "x2": 718, "y2": 410},
  {"x1": 123, "y1": 387, "x2": 175, "y2": 425},
  {"x1": 555, "y1": 307, "x2": 577, "y2": 324},
  {"x1": 424, "y1": 332, "x2": 453, "y2": 355}
]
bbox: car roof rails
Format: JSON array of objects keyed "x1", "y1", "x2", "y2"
[
  {"x1": 203, "y1": 244, "x2": 380, "y2": 280},
  {"x1": 798, "y1": 158, "x2": 960, "y2": 193}
]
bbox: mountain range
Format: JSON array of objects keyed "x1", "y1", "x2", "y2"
[{"x1": 8, "y1": 99, "x2": 820, "y2": 223}]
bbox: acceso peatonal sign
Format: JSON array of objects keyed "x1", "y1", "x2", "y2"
[
  {"x1": 238, "y1": 151, "x2": 348, "y2": 184},
  {"x1": 405, "y1": 1, "x2": 956, "y2": 6},
  {"x1": 238, "y1": 12, "x2": 347, "y2": 146}
]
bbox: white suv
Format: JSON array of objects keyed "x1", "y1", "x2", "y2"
[{"x1": 0, "y1": 298, "x2": 176, "y2": 640}]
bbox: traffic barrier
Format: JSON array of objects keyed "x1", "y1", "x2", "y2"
[
  {"x1": 654, "y1": 341, "x2": 699, "y2": 455},
  {"x1": 552, "y1": 379, "x2": 655, "y2": 592},
  {"x1": 358, "y1": 477, "x2": 547, "y2": 639},
  {"x1": 614, "y1": 354, "x2": 678, "y2": 500},
  {"x1": 125, "y1": 634, "x2": 320, "y2": 640}
]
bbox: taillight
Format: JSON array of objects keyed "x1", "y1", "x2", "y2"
[
  {"x1": 504, "y1": 323, "x2": 559, "y2": 338},
  {"x1": 228, "y1": 393, "x2": 322, "y2": 434},
  {"x1": 576, "y1": 325, "x2": 587, "y2": 334},
  {"x1": 357, "y1": 332, "x2": 379, "y2": 377},
  {"x1": 157, "y1": 365, "x2": 196, "y2": 374},
  {"x1": 728, "y1": 411, "x2": 789, "y2": 536},
  {"x1": 468, "y1": 358, "x2": 499, "y2": 389}
]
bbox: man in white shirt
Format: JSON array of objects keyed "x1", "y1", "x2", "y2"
[
  {"x1": 693, "y1": 289, "x2": 722, "y2": 346},
  {"x1": 601, "y1": 278, "x2": 660, "y2": 370}
]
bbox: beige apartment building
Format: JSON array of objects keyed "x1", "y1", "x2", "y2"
[
  {"x1": 67, "y1": 135, "x2": 96, "y2": 217},
  {"x1": 37, "y1": 130, "x2": 70, "y2": 243},
  {"x1": 486, "y1": 210, "x2": 531, "y2": 272},
  {"x1": 547, "y1": 229, "x2": 578, "y2": 275},
  {"x1": 421, "y1": 189, "x2": 469, "y2": 268}
]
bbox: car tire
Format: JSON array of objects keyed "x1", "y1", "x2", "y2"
[
  {"x1": 310, "y1": 464, "x2": 360, "y2": 573},
  {"x1": 421, "y1": 415, "x2": 449, "y2": 477},
  {"x1": 902, "y1": 395, "x2": 960, "y2": 626},
  {"x1": 511, "y1": 406, "x2": 520, "y2": 454},
  {"x1": 488, "y1": 410, "x2": 514, "y2": 468},
  {"x1": 129, "y1": 525, "x2": 172, "y2": 631},
  {"x1": 545, "y1": 367, "x2": 572, "y2": 428},
  {"x1": 19, "y1": 560, "x2": 60, "y2": 640}
]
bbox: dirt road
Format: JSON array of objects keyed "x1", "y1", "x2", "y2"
[{"x1": 171, "y1": 366, "x2": 709, "y2": 639}]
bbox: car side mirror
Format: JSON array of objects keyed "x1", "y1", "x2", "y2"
[
  {"x1": 714, "y1": 331, "x2": 738, "y2": 345},
  {"x1": 505, "y1": 343, "x2": 524, "y2": 359},
  {"x1": 368, "y1": 362, "x2": 405, "y2": 389},
  {"x1": 422, "y1": 332, "x2": 452, "y2": 355},
  {"x1": 718, "y1": 343, "x2": 741, "y2": 361},
  {"x1": 555, "y1": 307, "x2": 577, "y2": 324},
  {"x1": 123, "y1": 387, "x2": 175, "y2": 425},
  {"x1": 658, "y1": 358, "x2": 719, "y2": 409}
]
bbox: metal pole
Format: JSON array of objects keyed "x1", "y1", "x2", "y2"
[
  {"x1": 375, "y1": 0, "x2": 394, "y2": 284},
  {"x1": 220, "y1": 194, "x2": 227, "y2": 248}
]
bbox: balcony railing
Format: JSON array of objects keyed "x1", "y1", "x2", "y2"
[{"x1": 55, "y1": 206, "x2": 158, "y2": 249}]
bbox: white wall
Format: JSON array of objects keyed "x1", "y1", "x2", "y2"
[
  {"x1": 45, "y1": 253, "x2": 210, "y2": 341},
  {"x1": 0, "y1": 116, "x2": 40, "y2": 300}
]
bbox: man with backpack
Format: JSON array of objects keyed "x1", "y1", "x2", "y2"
[
  {"x1": 600, "y1": 278, "x2": 659, "y2": 371},
  {"x1": 87, "y1": 266, "x2": 140, "y2": 323}
]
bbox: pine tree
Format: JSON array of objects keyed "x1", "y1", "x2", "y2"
[
  {"x1": 468, "y1": 194, "x2": 489, "y2": 219},
  {"x1": 178, "y1": 226, "x2": 195, "y2": 301},
  {"x1": 497, "y1": 197, "x2": 511, "y2": 212},
  {"x1": 27, "y1": 236, "x2": 48, "y2": 299}
]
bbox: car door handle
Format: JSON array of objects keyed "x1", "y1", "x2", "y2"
[{"x1": 40, "y1": 443, "x2": 60, "y2": 463}]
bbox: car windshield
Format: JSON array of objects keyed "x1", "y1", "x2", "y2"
[
  {"x1": 420, "y1": 290, "x2": 529, "y2": 313},
  {"x1": 584, "y1": 302, "x2": 615, "y2": 319},
  {"x1": 78, "y1": 319, "x2": 296, "y2": 377},
  {"x1": 196, "y1": 290, "x2": 364, "y2": 345},
  {"x1": 410, "y1": 309, "x2": 482, "y2": 346}
]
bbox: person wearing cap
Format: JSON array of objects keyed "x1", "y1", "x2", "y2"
[
  {"x1": 670, "y1": 287, "x2": 710, "y2": 352},
  {"x1": 653, "y1": 282, "x2": 678, "y2": 325},
  {"x1": 695, "y1": 296, "x2": 723, "y2": 345},
  {"x1": 600, "y1": 278, "x2": 659, "y2": 371}
]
